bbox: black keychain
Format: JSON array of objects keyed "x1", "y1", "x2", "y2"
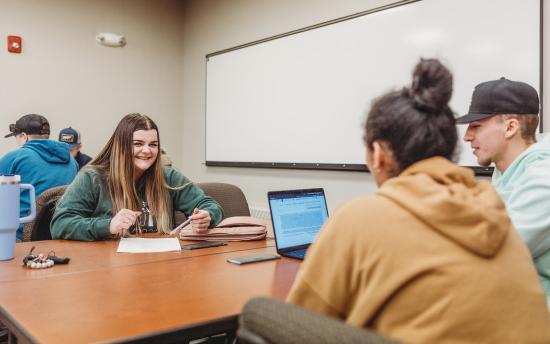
[{"x1": 50, "y1": 254, "x2": 70, "y2": 264}]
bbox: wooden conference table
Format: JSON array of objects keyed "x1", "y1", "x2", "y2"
[{"x1": 0, "y1": 238, "x2": 301, "y2": 343}]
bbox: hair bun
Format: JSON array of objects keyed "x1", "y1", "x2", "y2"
[{"x1": 410, "y1": 58, "x2": 453, "y2": 114}]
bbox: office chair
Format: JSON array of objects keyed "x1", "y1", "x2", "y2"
[
  {"x1": 198, "y1": 182, "x2": 251, "y2": 218},
  {"x1": 175, "y1": 182, "x2": 251, "y2": 225},
  {"x1": 237, "y1": 297, "x2": 400, "y2": 344},
  {"x1": 22, "y1": 185, "x2": 68, "y2": 242}
]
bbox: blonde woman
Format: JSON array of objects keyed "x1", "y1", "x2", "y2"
[{"x1": 51, "y1": 113, "x2": 223, "y2": 241}]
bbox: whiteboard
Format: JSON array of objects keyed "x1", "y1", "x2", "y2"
[{"x1": 206, "y1": 0, "x2": 541, "y2": 174}]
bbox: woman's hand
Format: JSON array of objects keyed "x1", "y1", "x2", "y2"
[
  {"x1": 110, "y1": 209, "x2": 142, "y2": 236},
  {"x1": 191, "y1": 208, "x2": 211, "y2": 233}
]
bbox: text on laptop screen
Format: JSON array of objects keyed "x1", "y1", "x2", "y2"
[{"x1": 269, "y1": 190, "x2": 329, "y2": 249}]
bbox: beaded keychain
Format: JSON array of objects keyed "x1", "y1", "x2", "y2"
[{"x1": 22, "y1": 246, "x2": 70, "y2": 269}]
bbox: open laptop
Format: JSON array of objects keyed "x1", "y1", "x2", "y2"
[{"x1": 268, "y1": 188, "x2": 329, "y2": 260}]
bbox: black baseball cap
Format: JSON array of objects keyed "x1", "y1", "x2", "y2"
[
  {"x1": 456, "y1": 77, "x2": 539, "y2": 124},
  {"x1": 5, "y1": 114, "x2": 50, "y2": 138}
]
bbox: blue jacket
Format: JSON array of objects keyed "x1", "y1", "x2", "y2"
[
  {"x1": 493, "y1": 134, "x2": 550, "y2": 306},
  {"x1": 0, "y1": 139, "x2": 78, "y2": 239}
]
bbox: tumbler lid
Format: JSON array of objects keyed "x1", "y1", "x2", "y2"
[{"x1": 0, "y1": 174, "x2": 21, "y2": 184}]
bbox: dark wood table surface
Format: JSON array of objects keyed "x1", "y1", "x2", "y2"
[{"x1": 0, "y1": 238, "x2": 275, "y2": 282}]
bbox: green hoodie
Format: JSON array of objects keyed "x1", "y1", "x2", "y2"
[
  {"x1": 51, "y1": 166, "x2": 223, "y2": 241},
  {"x1": 493, "y1": 134, "x2": 550, "y2": 305}
]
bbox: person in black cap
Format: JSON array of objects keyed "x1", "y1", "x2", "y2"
[
  {"x1": 0, "y1": 114, "x2": 78, "y2": 240},
  {"x1": 58, "y1": 127, "x2": 92, "y2": 170},
  {"x1": 457, "y1": 78, "x2": 550, "y2": 306}
]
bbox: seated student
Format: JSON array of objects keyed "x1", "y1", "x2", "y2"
[
  {"x1": 457, "y1": 78, "x2": 550, "y2": 306},
  {"x1": 0, "y1": 114, "x2": 78, "y2": 240},
  {"x1": 58, "y1": 127, "x2": 93, "y2": 170},
  {"x1": 287, "y1": 59, "x2": 550, "y2": 343},
  {"x1": 51, "y1": 113, "x2": 223, "y2": 241}
]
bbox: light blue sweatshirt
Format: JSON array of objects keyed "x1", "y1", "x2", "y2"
[
  {"x1": 492, "y1": 134, "x2": 550, "y2": 306},
  {"x1": 0, "y1": 139, "x2": 78, "y2": 239}
]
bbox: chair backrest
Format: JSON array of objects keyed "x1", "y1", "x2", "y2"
[
  {"x1": 22, "y1": 185, "x2": 68, "y2": 242},
  {"x1": 197, "y1": 182, "x2": 250, "y2": 218},
  {"x1": 238, "y1": 297, "x2": 400, "y2": 344}
]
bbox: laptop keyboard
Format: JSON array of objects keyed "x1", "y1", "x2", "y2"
[{"x1": 287, "y1": 249, "x2": 307, "y2": 259}]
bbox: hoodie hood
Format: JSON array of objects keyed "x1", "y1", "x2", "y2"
[
  {"x1": 23, "y1": 139, "x2": 72, "y2": 164},
  {"x1": 378, "y1": 157, "x2": 510, "y2": 258}
]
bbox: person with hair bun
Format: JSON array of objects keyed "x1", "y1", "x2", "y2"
[
  {"x1": 287, "y1": 59, "x2": 550, "y2": 343},
  {"x1": 51, "y1": 113, "x2": 223, "y2": 241}
]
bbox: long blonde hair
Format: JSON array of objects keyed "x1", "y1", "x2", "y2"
[{"x1": 90, "y1": 113, "x2": 173, "y2": 234}]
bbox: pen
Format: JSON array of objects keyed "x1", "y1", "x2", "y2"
[{"x1": 170, "y1": 216, "x2": 193, "y2": 236}]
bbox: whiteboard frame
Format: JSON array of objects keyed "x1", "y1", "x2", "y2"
[{"x1": 205, "y1": 0, "x2": 543, "y2": 176}]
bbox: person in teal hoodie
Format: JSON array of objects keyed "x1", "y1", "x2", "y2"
[
  {"x1": 458, "y1": 78, "x2": 550, "y2": 306},
  {"x1": 51, "y1": 113, "x2": 223, "y2": 241},
  {"x1": 0, "y1": 114, "x2": 78, "y2": 240}
]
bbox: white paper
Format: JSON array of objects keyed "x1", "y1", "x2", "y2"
[{"x1": 117, "y1": 237, "x2": 181, "y2": 253}]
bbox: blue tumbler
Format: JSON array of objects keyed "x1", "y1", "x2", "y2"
[{"x1": 0, "y1": 175, "x2": 36, "y2": 260}]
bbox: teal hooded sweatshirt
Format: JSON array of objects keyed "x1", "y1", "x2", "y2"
[
  {"x1": 493, "y1": 134, "x2": 550, "y2": 306},
  {"x1": 0, "y1": 139, "x2": 78, "y2": 239}
]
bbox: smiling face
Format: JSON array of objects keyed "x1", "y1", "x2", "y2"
[
  {"x1": 132, "y1": 129, "x2": 159, "y2": 179},
  {"x1": 463, "y1": 116, "x2": 507, "y2": 167}
]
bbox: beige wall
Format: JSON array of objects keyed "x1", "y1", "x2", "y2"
[{"x1": 0, "y1": 0, "x2": 186, "y2": 168}]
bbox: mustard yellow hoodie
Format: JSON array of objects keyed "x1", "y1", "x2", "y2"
[{"x1": 287, "y1": 157, "x2": 550, "y2": 343}]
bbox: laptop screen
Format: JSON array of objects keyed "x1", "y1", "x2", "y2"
[{"x1": 268, "y1": 188, "x2": 329, "y2": 250}]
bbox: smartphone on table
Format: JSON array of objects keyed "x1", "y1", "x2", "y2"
[
  {"x1": 227, "y1": 253, "x2": 280, "y2": 265},
  {"x1": 181, "y1": 241, "x2": 227, "y2": 250}
]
